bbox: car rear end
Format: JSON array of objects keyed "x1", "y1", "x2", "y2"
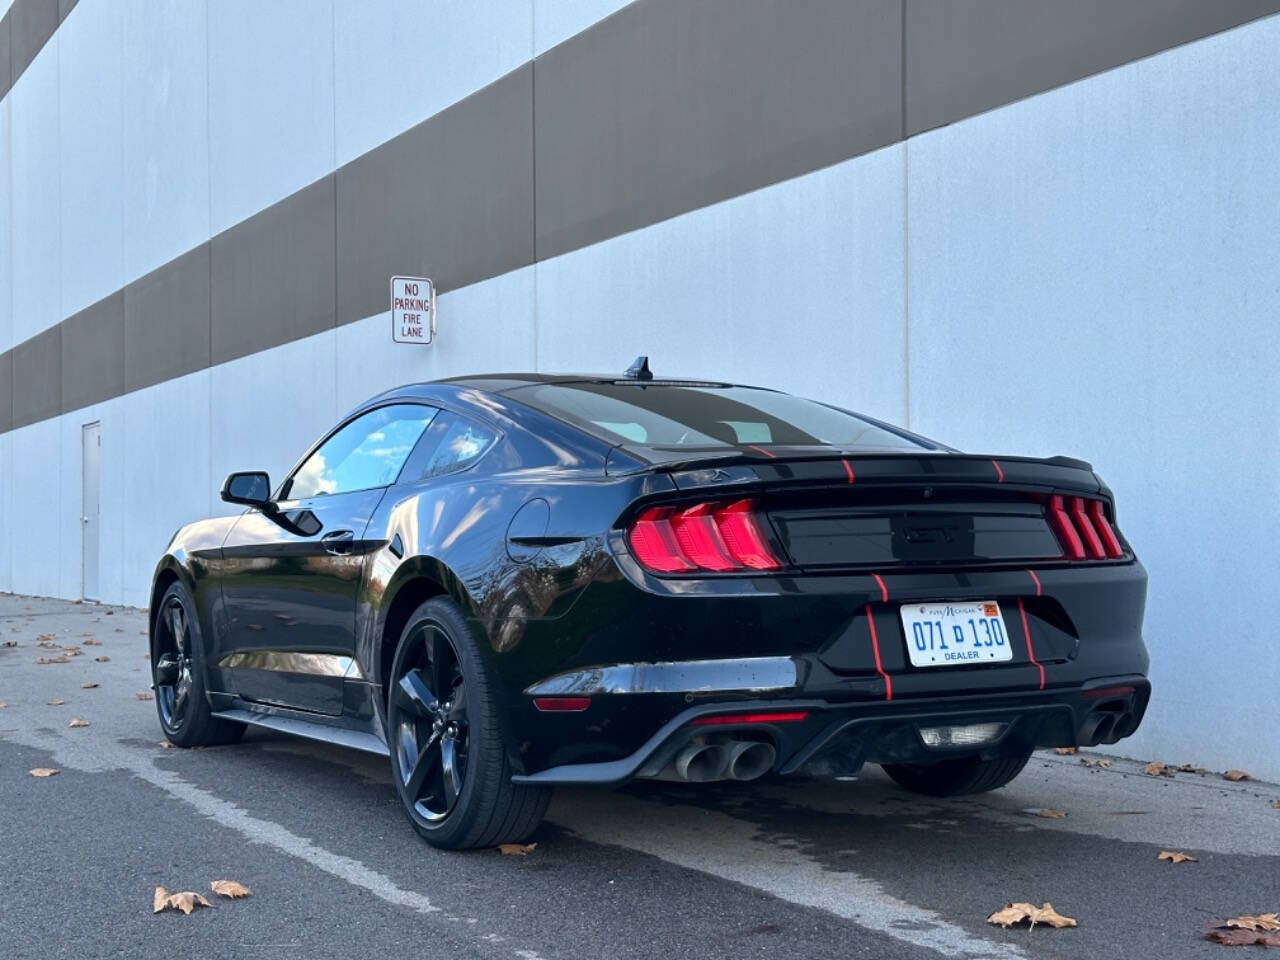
[{"x1": 499, "y1": 381, "x2": 1149, "y2": 787}]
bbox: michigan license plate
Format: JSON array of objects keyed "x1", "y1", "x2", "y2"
[{"x1": 900, "y1": 601, "x2": 1014, "y2": 667}]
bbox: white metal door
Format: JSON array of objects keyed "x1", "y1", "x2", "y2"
[{"x1": 81, "y1": 422, "x2": 101, "y2": 601}]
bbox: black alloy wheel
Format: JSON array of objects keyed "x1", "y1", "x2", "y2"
[
  {"x1": 150, "y1": 581, "x2": 244, "y2": 748},
  {"x1": 154, "y1": 594, "x2": 194, "y2": 731},
  {"x1": 387, "y1": 598, "x2": 550, "y2": 850},
  {"x1": 391, "y1": 623, "x2": 469, "y2": 822}
]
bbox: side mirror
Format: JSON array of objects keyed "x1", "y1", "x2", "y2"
[{"x1": 221, "y1": 471, "x2": 273, "y2": 509}]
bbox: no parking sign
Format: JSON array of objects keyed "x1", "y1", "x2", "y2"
[{"x1": 391, "y1": 276, "x2": 436, "y2": 344}]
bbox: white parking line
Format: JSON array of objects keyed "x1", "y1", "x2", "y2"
[{"x1": 549, "y1": 790, "x2": 1028, "y2": 960}]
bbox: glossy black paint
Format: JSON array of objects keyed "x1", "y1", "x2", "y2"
[{"x1": 150, "y1": 373, "x2": 1150, "y2": 784}]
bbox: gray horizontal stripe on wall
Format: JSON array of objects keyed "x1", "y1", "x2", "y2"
[
  {"x1": 3, "y1": 0, "x2": 1280, "y2": 434},
  {"x1": 1, "y1": 0, "x2": 74, "y2": 101}
]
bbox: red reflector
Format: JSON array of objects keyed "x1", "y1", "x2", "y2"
[
  {"x1": 533, "y1": 697, "x2": 591, "y2": 712},
  {"x1": 690, "y1": 710, "x2": 809, "y2": 727},
  {"x1": 1081, "y1": 685, "x2": 1135, "y2": 701},
  {"x1": 713, "y1": 500, "x2": 781, "y2": 570},
  {"x1": 1047, "y1": 495, "x2": 1085, "y2": 560},
  {"x1": 628, "y1": 506, "x2": 692, "y2": 572},
  {"x1": 1069, "y1": 497, "x2": 1106, "y2": 559},
  {"x1": 1088, "y1": 500, "x2": 1124, "y2": 558},
  {"x1": 670, "y1": 503, "x2": 737, "y2": 572}
]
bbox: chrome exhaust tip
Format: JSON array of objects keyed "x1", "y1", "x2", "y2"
[
  {"x1": 676, "y1": 742, "x2": 729, "y2": 782},
  {"x1": 724, "y1": 740, "x2": 776, "y2": 781}
]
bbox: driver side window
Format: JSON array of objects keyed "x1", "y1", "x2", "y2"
[{"x1": 283, "y1": 404, "x2": 437, "y2": 500}]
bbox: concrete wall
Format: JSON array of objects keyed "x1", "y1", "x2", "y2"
[{"x1": 0, "y1": 0, "x2": 1276, "y2": 776}]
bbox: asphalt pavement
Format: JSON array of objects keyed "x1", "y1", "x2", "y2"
[{"x1": 2, "y1": 593, "x2": 1277, "y2": 960}]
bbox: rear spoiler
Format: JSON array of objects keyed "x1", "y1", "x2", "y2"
[{"x1": 605, "y1": 446, "x2": 1101, "y2": 496}]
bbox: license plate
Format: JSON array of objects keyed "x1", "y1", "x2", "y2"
[{"x1": 900, "y1": 601, "x2": 1014, "y2": 668}]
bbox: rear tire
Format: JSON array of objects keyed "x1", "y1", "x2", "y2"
[
  {"x1": 881, "y1": 750, "x2": 1032, "y2": 797},
  {"x1": 151, "y1": 581, "x2": 245, "y2": 748},
  {"x1": 387, "y1": 597, "x2": 551, "y2": 850}
]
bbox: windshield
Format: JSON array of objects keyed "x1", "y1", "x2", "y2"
[{"x1": 512, "y1": 383, "x2": 931, "y2": 451}]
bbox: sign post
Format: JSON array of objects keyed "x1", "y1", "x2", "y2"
[{"x1": 391, "y1": 276, "x2": 435, "y2": 344}]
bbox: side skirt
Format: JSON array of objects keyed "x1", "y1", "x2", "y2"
[{"x1": 211, "y1": 703, "x2": 390, "y2": 757}]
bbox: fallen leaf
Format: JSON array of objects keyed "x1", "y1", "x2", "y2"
[
  {"x1": 36, "y1": 656, "x2": 70, "y2": 665},
  {"x1": 1143, "y1": 761, "x2": 1174, "y2": 777},
  {"x1": 987, "y1": 902, "x2": 1077, "y2": 930},
  {"x1": 152, "y1": 886, "x2": 211, "y2": 915},
  {"x1": 136, "y1": 691, "x2": 154, "y2": 701},
  {"x1": 1176, "y1": 763, "x2": 1206, "y2": 775},
  {"x1": 1206, "y1": 928, "x2": 1280, "y2": 947},
  {"x1": 1223, "y1": 770, "x2": 1250, "y2": 782},
  {"x1": 1022, "y1": 808, "x2": 1067, "y2": 819},
  {"x1": 1226, "y1": 915, "x2": 1280, "y2": 932},
  {"x1": 47, "y1": 698, "x2": 65, "y2": 706},
  {"x1": 1080, "y1": 757, "x2": 1111, "y2": 769},
  {"x1": 210, "y1": 880, "x2": 251, "y2": 899},
  {"x1": 497, "y1": 842, "x2": 537, "y2": 856},
  {"x1": 68, "y1": 718, "x2": 89, "y2": 728},
  {"x1": 36, "y1": 633, "x2": 57, "y2": 646},
  {"x1": 1157, "y1": 850, "x2": 1197, "y2": 864},
  {"x1": 29, "y1": 768, "x2": 59, "y2": 778},
  {"x1": 95, "y1": 655, "x2": 110, "y2": 662},
  {"x1": 0, "y1": 702, "x2": 7, "y2": 709},
  {"x1": 1053, "y1": 747, "x2": 1077, "y2": 756},
  {"x1": 83, "y1": 638, "x2": 100, "y2": 646},
  {"x1": 1272, "y1": 799, "x2": 1279, "y2": 810},
  {"x1": 81, "y1": 681, "x2": 99, "y2": 689},
  {"x1": 158, "y1": 741, "x2": 174, "y2": 749},
  {"x1": 2, "y1": 639, "x2": 16, "y2": 647},
  {"x1": 63, "y1": 646, "x2": 82, "y2": 656}
]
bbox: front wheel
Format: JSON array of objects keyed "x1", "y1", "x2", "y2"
[
  {"x1": 151, "y1": 581, "x2": 244, "y2": 748},
  {"x1": 881, "y1": 750, "x2": 1032, "y2": 797},
  {"x1": 386, "y1": 598, "x2": 551, "y2": 850}
]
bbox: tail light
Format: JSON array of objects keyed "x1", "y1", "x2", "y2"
[
  {"x1": 627, "y1": 499, "x2": 782, "y2": 574},
  {"x1": 1047, "y1": 495, "x2": 1124, "y2": 560}
]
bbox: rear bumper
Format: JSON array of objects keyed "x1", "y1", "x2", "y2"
[{"x1": 512, "y1": 675, "x2": 1150, "y2": 785}]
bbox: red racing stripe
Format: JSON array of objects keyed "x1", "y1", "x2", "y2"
[
  {"x1": 747, "y1": 444, "x2": 777, "y2": 459},
  {"x1": 871, "y1": 572, "x2": 888, "y2": 603},
  {"x1": 841, "y1": 458, "x2": 855, "y2": 483},
  {"x1": 864, "y1": 603, "x2": 892, "y2": 701},
  {"x1": 1027, "y1": 568, "x2": 1042, "y2": 597},
  {"x1": 991, "y1": 459, "x2": 1005, "y2": 483},
  {"x1": 1017, "y1": 596, "x2": 1046, "y2": 690}
]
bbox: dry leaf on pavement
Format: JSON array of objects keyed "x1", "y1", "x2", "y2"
[
  {"x1": 29, "y1": 768, "x2": 59, "y2": 777},
  {"x1": 158, "y1": 741, "x2": 174, "y2": 749},
  {"x1": 153, "y1": 886, "x2": 212, "y2": 915},
  {"x1": 1021, "y1": 808, "x2": 1067, "y2": 819},
  {"x1": 81, "y1": 681, "x2": 98, "y2": 689},
  {"x1": 210, "y1": 880, "x2": 251, "y2": 899},
  {"x1": 36, "y1": 656, "x2": 70, "y2": 665},
  {"x1": 95, "y1": 655, "x2": 110, "y2": 662},
  {"x1": 1080, "y1": 757, "x2": 1111, "y2": 768},
  {"x1": 1177, "y1": 763, "x2": 1206, "y2": 774},
  {"x1": 1053, "y1": 747, "x2": 1077, "y2": 755},
  {"x1": 1206, "y1": 927, "x2": 1280, "y2": 947},
  {"x1": 47, "y1": 698, "x2": 65, "y2": 706},
  {"x1": 1143, "y1": 761, "x2": 1174, "y2": 777},
  {"x1": 83, "y1": 638, "x2": 100, "y2": 646},
  {"x1": 987, "y1": 902, "x2": 1078, "y2": 930},
  {"x1": 68, "y1": 718, "x2": 89, "y2": 728},
  {"x1": 1157, "y1": 850, "x2": 1197, "y2": 864},
  {"x1": 1226, "y1": 915, "x2": 1280, "y2": 932},
  {"x1": 497, "y1": 842, "x2": 537, "y2": 856},
  {"x1": 136, "y1": 691, "x2": 154, "y2": 701},
  {"x1": 1223, "y1": 770, "x2": 1250, "y2": 782},
  {"x1": 1272, "y1": 799, "x2": 1280, "y2": 810}
]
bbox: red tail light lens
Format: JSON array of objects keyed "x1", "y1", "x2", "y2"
[
  {"x1": 627, "y1": 499, "x2": 782, "y2": 574},
  {"x1": 628, "y1": 507, "x2": 692, "y2": 572},
  {"x1": 1046, "y1": 495, "x2": 1126, "y2": 562},
  {"x1": 1088, "y1": 499, "x2": 1124, "y2": 558}
]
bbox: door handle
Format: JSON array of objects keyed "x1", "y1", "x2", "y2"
[{"x1": 321, "y1": 530, "x2": 355, "y2": 555}]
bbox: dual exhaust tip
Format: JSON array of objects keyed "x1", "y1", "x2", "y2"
[{"x1": 652, "y1": 738, "x2": 777, "y2": 783}]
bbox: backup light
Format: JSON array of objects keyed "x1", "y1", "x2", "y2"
[{"x1": 918, "y1": 722, "x2": 1006, "y2": 748}]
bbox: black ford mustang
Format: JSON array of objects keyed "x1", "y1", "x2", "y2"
[{"x1": 149, "y1": 359, "x2": 1149, "y2": 849}]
